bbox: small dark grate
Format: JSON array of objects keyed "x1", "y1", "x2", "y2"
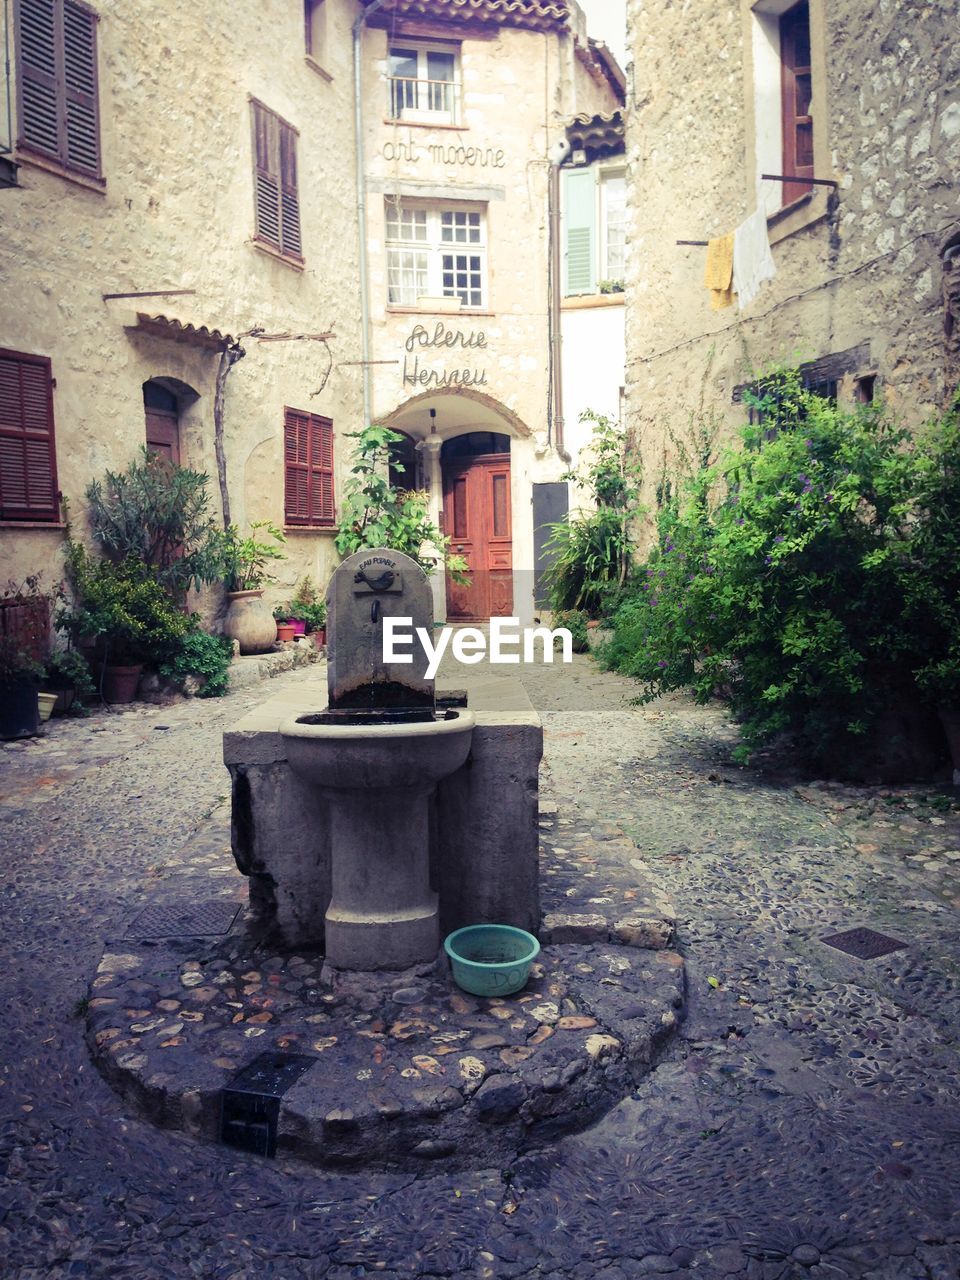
[
  {"x1": 821, "y1": 927, "x2": 908, "y2": 960},
  {"x1": 124, "y1": 900, "x2": 241, "y2": 940},
  {"x1": 220, "y1": 1052, "x2": 316, "y2": 1157}
]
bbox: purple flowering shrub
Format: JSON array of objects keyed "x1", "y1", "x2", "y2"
[{"x1": 602, "y1": 369, "x2": 955, "y2": 765}]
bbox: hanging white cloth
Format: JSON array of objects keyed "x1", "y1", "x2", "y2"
[{"x1": 733, "y1": 208, "x2": 776, "y2": 311}]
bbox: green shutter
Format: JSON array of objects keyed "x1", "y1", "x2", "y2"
[{"x1": 563, "y1": 168, "x2": 596, "y2": 296}]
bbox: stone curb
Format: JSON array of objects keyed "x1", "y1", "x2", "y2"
[{"x1": 86, "y1": 918, "x2": 685, "y2": 1172}]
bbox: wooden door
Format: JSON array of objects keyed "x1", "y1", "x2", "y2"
[
  {"x1": 145, "y1": 407, "x2": 180, "y2": 465},
  {"x1": 443, "y1": 455, "x2": 512, "y2": 620}
]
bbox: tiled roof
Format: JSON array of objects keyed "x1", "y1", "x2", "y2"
[
  {"x1": 127, "y1": 313, "x2": 234, "y2": 352},
  {"x1": 565, "y1": 109, "x2": 625, "y2": 156},
  {"x1": 361, "y1": 0, "x2": 570, "y2": 31}
]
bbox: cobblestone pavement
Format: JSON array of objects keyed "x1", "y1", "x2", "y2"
[{"x1": 2, "y1": 657, "x2": 960, "y2": 1278}]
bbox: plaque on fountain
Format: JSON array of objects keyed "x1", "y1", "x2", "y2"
[{"x1": 327, "y1": 548, "x2": 434, "y2": 717}]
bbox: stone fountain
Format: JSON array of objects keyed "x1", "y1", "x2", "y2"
[{"x1": 224, "y1": 547, "x2": 543, "y2": 969}]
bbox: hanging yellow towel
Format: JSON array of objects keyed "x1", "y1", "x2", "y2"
[{"x1": 704, "y1": 233, "x2": 734, "y2": 310}]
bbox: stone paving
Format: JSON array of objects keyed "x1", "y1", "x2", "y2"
[{"x1": 1, "y1": 655, "x2": 960, "y2": 1277}]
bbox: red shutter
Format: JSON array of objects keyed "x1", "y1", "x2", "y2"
[
  {"x1": 780, "y1": 1, "x2": 813, "y2": 201},
  {"x1": 0, "y1": 349, "x2": 59, "y2": 522},
  {"x1": 16, "y1": 0, "x2": 101, "y2": 178},
  {"x1": 284, "y1": 408, "x2": 334, "y2": 526}
]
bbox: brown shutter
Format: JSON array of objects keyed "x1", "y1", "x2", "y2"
[
  {"x1": 279, "y1": 123, "x2": 302, "y2": 258},
  {"x1": 17, "y1": 0, "x2": 61, "y2": 160},
  {"x1": 251, "y1": 100, "x2": 302, "y2": 260},
  {"x1": 17, "y1": 0, "x2": 101, "y2": 178},
  {"x1": 62, "y1": 0, "x2": 100, "y2": 176},
  {"x1": 0, "y1": 349, "x2": 59, "y2": 522},
  {"x1": 780, "y1": 1, "x2": 813, "y2": 200},
  {"x1": 284, "y1": 407, "x2": 334, "y2": 525}
]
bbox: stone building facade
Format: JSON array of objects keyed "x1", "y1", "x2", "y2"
[
  {"x1": 623, "y1": 0, "x2": 960, "y2": 521},
  {"x1": 0, "y1": 0, "x2": 621, "y2": 627}
]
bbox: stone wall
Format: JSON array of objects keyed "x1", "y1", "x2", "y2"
[
  {"x1": 0, "y1": 0, "x2": 362, "y2": 605},
  {"x1": 623, "y1": 0, "x2": 960, "y2": 530}
]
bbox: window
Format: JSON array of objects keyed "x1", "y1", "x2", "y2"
[
  {"x1": 16, "y1": 0, "x2": 102, "y2": 181},
  {"x1": 385, "y1": 201, "x2": 486, "y2": 309},
  {"x1": 388, "y1": 44, "x2": 459, "y2": 125},
  {"x1": 143, "y1": 381, "x2": 180, "y2": 465},
  {"x1": 284, "y1": 408, "x2": 334, "y2": 526},
  {"x1": 562, "y1": 166, "x2": 626, "y2": 296},
  {"x1": 250, "y1": 100, "x2": 302, "y2": 263},
  {"x1": 0, "y1": 348, "x2": 59, "y2": 522},
  {"x1": 304, "y1": 0, "x2": 327, "y2": 67},
  {"x1": 779, "y1": 1, "x2": 813, "y2": 200}
]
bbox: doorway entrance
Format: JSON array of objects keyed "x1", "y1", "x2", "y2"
[{"x1": 441, "y1": 432, "x2": 512, "y2": 620}]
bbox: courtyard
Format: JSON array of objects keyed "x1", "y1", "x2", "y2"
[{"x1": 1, "y1": 653, "x2": 958, "y2": 1278}]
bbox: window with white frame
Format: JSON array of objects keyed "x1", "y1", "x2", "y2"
[
  {"x1": 385, "y1": 201, "x2": 486, "y2": 309},
  {"x1": 562, "y1": 165, "x2": 626, "y2": 296},
  {"x1": 388, "y1": 44, "x2": 460, "y2": 124}
]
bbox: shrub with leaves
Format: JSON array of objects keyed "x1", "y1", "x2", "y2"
[
  {"x1": 86, "y1": 448, "x2": 223, "y2": 598},
  {"x1": 159, "y1": 625, "x2": 233, "y2": 697},
  {"x1": 543, "y1": 411, "x2": 642, "y2": 616},
  {"x1": 602, "y1": 369, "x2": 952, "y2": 764},
  {"x1": 335, "y1": 425, "x2": 467, "y2": 580}
]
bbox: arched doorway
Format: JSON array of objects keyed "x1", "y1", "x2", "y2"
[{"x1": 441, "y1": 431, "x2": 512, "y2": 620}]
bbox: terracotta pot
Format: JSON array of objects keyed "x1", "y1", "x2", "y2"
[
  {"x1": 314, "y1": 627, "x2": 326, "y2": 648},
  {"x1": 224, "y1": 590, "x2": 277, "y2": 655},
  {"x1": 103, "y1": 664, "x2": 143, "y2": 704},
  {"x1": 938, "y1": 706, "x2": 960, "y2": 784},
  {"x1": 276, "y1": 622, "x2": 296, "y2": 643}
]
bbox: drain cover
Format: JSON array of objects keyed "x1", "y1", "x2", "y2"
[
  {"x1": 821, "y1": 927, "x2": 908, "y2": 960},
  {"x1": 124, "y1": 900, "x2": 241, "y2": 940}
]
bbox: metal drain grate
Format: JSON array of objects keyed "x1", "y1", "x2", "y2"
[
  {"x1": 821, "y1": 927, "x2": 908, "y2": 960},
  {"x1": 124, "y1": 900, "x2": 241, "y2": 940}
]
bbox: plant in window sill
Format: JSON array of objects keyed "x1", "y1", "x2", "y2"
[{"x1": 597, "y1": 279, "x2": 624, "y2": 294}]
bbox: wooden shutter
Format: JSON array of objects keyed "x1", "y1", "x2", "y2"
[
  {"x1": 252, "y1": 100, "x2": 302, "y2": 260},
  {"x1": 780, "y1": 1, "x2": 813, "y2": 200},
  {"x1": 284, "y1": 408, "x2": 334, "y2": 526},
  {"x1": 0, "y1": 349, "x2": 59, "y2": 522},
  {"x1": 563, "y1": 168, "x2": 596, "y2": 296},
  {"x1": 16, "y1": 0, "x2": 101, "y2": 178}
]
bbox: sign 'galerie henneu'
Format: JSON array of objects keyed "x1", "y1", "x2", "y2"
[{"x1": 402, "y1": 322, "x2": 488, "y2": 389}]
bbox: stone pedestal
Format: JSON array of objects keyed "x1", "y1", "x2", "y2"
[{"x1": 223, "y1": 674, "x2": 542, "y2": 950}]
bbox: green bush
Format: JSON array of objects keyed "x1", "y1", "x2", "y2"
[
  {"x1": 218, "y1": 522, "x2": 286, "y2": 592},
  {"x1": 58, "y1": 542, "x2": 191, "y2": 667},
  {"x1": 159, "y1": 626, "x2": 233, "y2": 697},
  {"x1": 552, "y1": 609, "x2": 590, "y2": 653},
  {"x1": 603, "y1": 370, "x2": 958, "y2": 764},
  {"x1": 86, "y1": 448, "x2": 224, "y2": 598},
  {"x1": 542, "y1": 411, "x2": 642, "y2": 616}
]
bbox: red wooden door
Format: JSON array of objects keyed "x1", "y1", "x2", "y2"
[
  {"x1": 443, "y1": 455, "x2": 513, "y2": 620},
  {"x1": 145, "y1": 407, "x2": 180, "y2": 465}
]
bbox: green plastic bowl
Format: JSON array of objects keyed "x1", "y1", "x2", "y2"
[{"x1": 444, "y1": 925, "x2": 541, "y2": 997}]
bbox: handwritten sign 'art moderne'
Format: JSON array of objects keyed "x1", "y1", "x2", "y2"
[
  {"x1": 402, "y1": 323, "x2": 488, "y2": 389},
  {"x1": 381, "y1": 140, "x2": 505, "y2": 168}
]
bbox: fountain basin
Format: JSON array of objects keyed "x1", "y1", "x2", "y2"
[
  {"x1": 279, "y1": 709, "x2": 475, "y2": 791},
  {"x1": 278, "y1": 708, "x2": 475, "y2": 970}
]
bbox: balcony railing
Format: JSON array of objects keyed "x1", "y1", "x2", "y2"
[{"x1": 388, "y1": 76, "x2": 460, "y2": 125}]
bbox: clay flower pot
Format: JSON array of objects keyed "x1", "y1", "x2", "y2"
[
  {"x1": 103, "y1": 663, "x2": 143, "y2": 704},
  {"x1": 276, "y1": 621, "x2": 296, "y2": 643},
  {"x1": 224, "y1": 590, "x2": 277, "y2": 655}
]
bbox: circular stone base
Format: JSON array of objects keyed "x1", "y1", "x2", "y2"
[{"x1": 86, "y1": 916, "x2": 684, "y2": 1171}]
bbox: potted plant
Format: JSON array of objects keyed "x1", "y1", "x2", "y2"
[
  {"x1": 274, "y1": 576, "x2": 327, "y2": 642},
  {"x1": 218, "y1": 522, "x2": 286, "y2": 654},
  {"x1": 43, "y1": 646, "x2": 98, "y2": 715},
  {"x1": 58, "y1": 542, "x2": 191, "y2": 703},
  {"x1": 0, "y1": 636, "x2": 42, "y2": 739}
]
